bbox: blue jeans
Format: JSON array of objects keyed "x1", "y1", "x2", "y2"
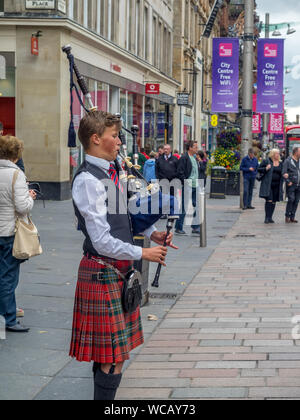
[
  {"x1": 0, "y1": 236, "x2": 21, "y2": 327},
  {"x1": 175, "y1": 186, "x2": 200, "y2": 231},
  {"x1": 243, "y1": 177, "x2": 255, "y2": 208}
]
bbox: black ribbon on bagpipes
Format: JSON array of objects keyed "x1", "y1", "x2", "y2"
[{"x1": 67, "y1": 53, "x2": 89, "y2": 148}]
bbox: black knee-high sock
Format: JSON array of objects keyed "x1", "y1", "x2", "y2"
[
  {"x1": 93, "y1": 364, "x2": 122, "y2": 401},
  {"x1": 265, "y1": 202, "x2": 273, "y2": 220},
  {"x1": 270, "y1": 203, "x2": 276, "y2": 220}
]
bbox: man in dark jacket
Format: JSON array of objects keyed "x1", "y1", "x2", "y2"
[
  {"x1": 175, "y1": 141, "x2": 200, "y2": 235},
  {"x1": 240, "y1": 148, "x2": 258, "y2": 210},
  {"x1": 155, "y1": 145, "x2": 178, "y2": 185},
  {"x1": 282, "y1": 146, "x2": 300, "y2": 223}
]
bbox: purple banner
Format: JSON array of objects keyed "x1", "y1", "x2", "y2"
[
  {"x1": 257, "y1": 39, "x2": 284, "y2": 114},
  {"x1": 212, "y1": 38, "x2": 240, "y2": 113}
]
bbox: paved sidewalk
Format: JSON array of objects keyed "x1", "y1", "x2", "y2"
[
  {"x1": 117, "y1": 198, "x2": 300, "y2": 400},
  {"x1": 0, "y1": 194, "x2": 240, "y2": 400}
]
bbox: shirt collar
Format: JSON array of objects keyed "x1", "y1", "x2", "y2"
[{"x1": 86, "y1": 154, "x2": 111, "y2": 172}]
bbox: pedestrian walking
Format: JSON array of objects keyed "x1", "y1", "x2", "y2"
[
  {"x1": 196, "y1": 150, "x2": 208, "y2": 188},
  {"x1": 258, "y1": 149, "x2": 283, "y2": 224},
  {"x1": 155, "y1": 144, "x2": 178, "y2": 194},
  {"x1": 173, "y1": 149, "x2": 181, "y2": 160},
  {"x1": 175, "y1": 141, "x2": 200, "y2": 235},
  {"x1": 240, "y1": 148, "x2": 258, "y2": 210},
  {"x1": 157, "y1": 146, "x2": 164, "y2": 157},
  {"x1": 0, "y1": 135, "x2": 36, "y2": 333},
  {"x1": 282, "y1": 146, "x2": 300, "y2": 223},
  {"x1": 143, "y1": 151, "x2": 157, "y2": 183},
  {"x1": 140, "y1": 147, "x2": 150, "y2": 160},
  {"x1": 69, "y1": 111, "x2": 177, "y2": 400}
]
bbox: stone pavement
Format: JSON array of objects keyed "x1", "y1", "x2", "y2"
[
  {"x1": 117, "y1": 198, "x2": 300, "y2": 400},
  {"x1": 0, "y1": 193, "x2": 240, "y2": 400}
]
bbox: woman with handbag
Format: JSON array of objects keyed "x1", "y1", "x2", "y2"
[
  {"x1": 0, "y1": 135, "x2": 36, "y2": 333},
  {"x1": 258, "y1": 149, "x2": 283, "y2": 224}
]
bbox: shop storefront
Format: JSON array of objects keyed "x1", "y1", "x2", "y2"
[
  {"x1": 144, "y1": 96, "x2": 174, "y2": 153},
  {"x1": 70, "y1": 60, "x2": 175, "y2": 178},
  {"x1": 0, "y1": 52, "x2": 15, "y2": 136}
]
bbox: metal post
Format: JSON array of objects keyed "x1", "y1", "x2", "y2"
[
  {"x1": 200, "y1": 183, "x2": 207, "y2": 248},
  {"x1": 240, "y1": 0, "x2": 255, "y2": 208},
  {"x1": 262, "y1": 13, "x2": 270, "y2": 149},
  {"x1": 241, "y1": 0, "x2": 255, "y2": 157}
]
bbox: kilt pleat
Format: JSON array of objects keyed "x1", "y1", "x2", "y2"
[{"x1": 69, "y1": 256, "x2": 144, "y2": 364}]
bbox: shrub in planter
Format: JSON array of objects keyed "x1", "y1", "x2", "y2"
[
  {"x1": 217, "y1": 129, "x2": 242, "y2": 150},
  {"x1": 207, "y1": 147, "x2": 240, "y2": 175}
]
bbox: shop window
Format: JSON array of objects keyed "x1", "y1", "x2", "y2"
[
  {"x1": 120, "y1": 90, "x2": 143, "y2": 154},
  {"x1": 0, "y1": 53, "x2": 15, "y2": 136},
  {"x1": 96, "y1": 81, "x2": 109, "y2": 111},
  {"x1": 144, "y1": 98, "x2": 173, "y2": 153}
]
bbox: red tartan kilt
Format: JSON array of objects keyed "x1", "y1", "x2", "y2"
[{"x1": 69, "y1": 256, "x2": 144, "y2": 364}]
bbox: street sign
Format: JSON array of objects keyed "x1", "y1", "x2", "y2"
[
  {"x1": 210, "y1": 114, "x2": 218, "y2": 127},
  {"x1": 26, "y1": 0, "x2": 55, "y2": 9},
  {"x1": 177, "y1": 92, "x2": 190, "y2": 107},
  {"x1": 145, "y1": 83, "x2": 160, "y2": 95}
]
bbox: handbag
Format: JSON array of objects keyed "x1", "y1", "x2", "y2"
[
  {"x1": 11, "y1": 170, "x2": 43, "y2": 260},
  {"x1": 256, "y1": 159, "x2": 270, "y2": 182},
  {"x1": 91, "y1": 257, "x2": 143, "y2": 314},
  {"x1": 256, "y1": 172, "x2": 265, "y2": 182}
]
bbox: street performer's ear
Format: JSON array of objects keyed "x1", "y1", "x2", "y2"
[{"x1": 90, "y1": 133, "x2": 101, "y2": 147}]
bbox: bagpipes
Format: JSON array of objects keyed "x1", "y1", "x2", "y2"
[{"x1": 62, "y1": 45, "x2": 178, "y2": 286}]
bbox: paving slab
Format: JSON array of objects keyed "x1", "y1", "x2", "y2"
[
  {"x1": 119, "y1": 196, "x2": 300, "y2": 400},
  {"x1": 0, "y1": 195, "x2": 240, "y2": 400}
]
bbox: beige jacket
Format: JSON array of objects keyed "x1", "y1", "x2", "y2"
[{"x1": 0, "y1": 160, "x2": 34, "y2": 237}]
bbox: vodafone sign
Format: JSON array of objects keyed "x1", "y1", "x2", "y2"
[{"x1": 145, "y1": 83, "x2": 160, "y2": 95}]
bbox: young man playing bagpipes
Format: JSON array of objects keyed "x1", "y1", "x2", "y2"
[{"x1": 69, "y1": 111, "x2": 177, "y2": 401}]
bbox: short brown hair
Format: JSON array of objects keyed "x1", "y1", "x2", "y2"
[
  {"x1": 0, "y1": 135, "x2": 24, "y2": 162},
  {"x1": 186, "y1": 141, "x2": 197, "y2": 151},
  {"x1": 78, "y1": 111, "x2": 122, "y2": 151}
]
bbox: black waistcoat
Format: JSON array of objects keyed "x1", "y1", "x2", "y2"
[{"x1": 72, "y1": 160, "x2": 134, "y2": 258}]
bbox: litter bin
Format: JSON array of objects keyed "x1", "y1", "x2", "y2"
[
  {"x1": 210, "y1": 166, "x2": 227, "y2": 199},
  {"x1": 226, "y1": 171, "x2": 240, "y2": 196},
  {"x1": 134, "y1": 236, "x2": 150, "y2": 306}
]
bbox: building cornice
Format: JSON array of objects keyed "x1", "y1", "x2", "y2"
[{"x1": 0, "y1": 16, "x2": 180, "y2": 88}]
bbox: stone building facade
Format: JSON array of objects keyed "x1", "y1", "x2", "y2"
[
  {"x1": 0, "y1": 0, "x2": 179, "y2": 199},
  {"x1": 0, "y1": 0, "x2": 230, "y2": 199},
  {"x1": 172, "y1": 0, "x2": 228, "y2": 151}
]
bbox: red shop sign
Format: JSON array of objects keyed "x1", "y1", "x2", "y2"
[
  {"x1": 145, "y1": 83, "x2": 160, "y2": 95},
  {"x1": 31, "y1": 36, "x2": 39, "y2": 56}
]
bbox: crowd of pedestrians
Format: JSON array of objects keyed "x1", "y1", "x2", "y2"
[
  {"x1": 240, "y1": 145, "x2": 300, "y2": 224},
  {"x1": 143, "y1": 141, "x2": 208, "y2": 235}
]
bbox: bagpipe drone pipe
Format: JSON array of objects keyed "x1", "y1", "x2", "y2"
[{"x1": 62, "y1": 45, "x2": 179, "y2": 235}]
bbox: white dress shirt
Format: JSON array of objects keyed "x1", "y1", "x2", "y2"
[{"x1": 72, "y1": 155, "x2": 156, "y2": 261}]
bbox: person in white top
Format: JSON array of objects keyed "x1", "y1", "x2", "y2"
[{"x1": 0, "y1": 135, "x2": 36, "y2": 333}]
